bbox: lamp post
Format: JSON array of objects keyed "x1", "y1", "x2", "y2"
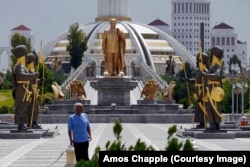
[
  {"x1": 235, "y1": 85, "x2": 240, "y2": 114},
  {"x1": 237, "y1": 65, "x2": 248, "y2": 115},
  {"x1": 245, "y1": 65, "x2": 250, "y2": 113},
  {"x1": 231, "y1": 65, "x2": 236, "y2": 115}
]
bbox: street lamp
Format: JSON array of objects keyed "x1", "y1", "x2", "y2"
[{"x1": 237, "y1": 64, "x2": 248, "y2": 115}]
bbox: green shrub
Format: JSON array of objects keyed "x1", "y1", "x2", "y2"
[
  {"x1": 39, "y1": 92, "x2": 54, "y2": 106},
  {"x1": 0, "y1": 106, "x2": 13, "y2": 114}
]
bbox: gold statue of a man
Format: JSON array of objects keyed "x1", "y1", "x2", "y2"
[{"x1": 102, "y1": 18, "x2": 126, "y2": 76}]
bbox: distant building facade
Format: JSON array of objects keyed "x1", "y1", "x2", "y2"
[
  {"x1": 148, "y1": 19, "x2": 172, "y2": 35},
  {"x1": 171, "y1": 0, "x2": 211, "y2": 56},
  {"x1": 211, "y1": 22, "x2": 248, "y2": 71},
  {"x1": 0, "y1": 25, "x2": 35, "y2": 71},
  {"x1": 9, "y1": 24, "x2": 35, "y2": 48}
]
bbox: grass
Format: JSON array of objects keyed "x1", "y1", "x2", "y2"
[{"x1": 0, "y1": 89, "x2": 14, "y2": 108}]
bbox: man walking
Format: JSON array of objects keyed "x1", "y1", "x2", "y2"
[{"x1": 68, "y1": 103, "x2": 92, "y2": 161}]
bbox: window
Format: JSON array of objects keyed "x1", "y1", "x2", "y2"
[
  {"x1": 216, "y1": 37, "x2": 220, "y2": 45},
  {"x1": 231, "y1": 37, "x2": 235, "y2": 45},
  {"x1": 212, "y1": 37, "x2": 215, "y2": 46},
  {"x1": 222, "y1": 37, "x2": 225, "y2": 46},
  {"x1": 227, "y1": 37, "x2": 230, "y2": 45}
]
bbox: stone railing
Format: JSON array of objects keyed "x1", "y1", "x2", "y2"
[
  {"x1": 61, "y1": 61, "x2": 88, "y2": 100},
  {"x1": 140, "y1": 62, "x2": 168, "y2": 91}
]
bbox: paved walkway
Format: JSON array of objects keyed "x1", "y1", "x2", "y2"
[{"x1": 1, "y1": 123, "x2": 250, "y2": 167}]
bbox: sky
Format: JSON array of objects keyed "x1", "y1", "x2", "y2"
[{"x1": 0, "y1": 0, "x2": 250, "y2": 71}]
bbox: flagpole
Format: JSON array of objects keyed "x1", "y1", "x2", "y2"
[
  {"x1": 38, "y1": 39, "x2": 45, "y2": 126},
  {"x1": 181, "y1": 56, "x2": 194, "y2": 127},
  {"x1": 199, "y1": 43, "x2": 207, "y2": 129}
]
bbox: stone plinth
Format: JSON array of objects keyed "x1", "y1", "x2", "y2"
[
  {"x1": 90, "y1": 77, "x2": 137, "y2": 106},
  {"x1": 0, "y1": 123, "x2": 60, "y2": 139}
]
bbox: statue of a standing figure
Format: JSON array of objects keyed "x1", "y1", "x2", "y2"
[
  {"x1": 26, "y1": 53, "x2": 42, "y2": 129},
  {"x1": 189, "y1": 52, "x2": 210, "y2": 128},
  {"x1": 202, "y1": 46, "x2": 224, "y2": 130},
  {"x1": 165, "y1": 55, "x2": 175, "y2": 75},
  {"x1": 102, "y1": 18, "x2": 126, "y2": 76},
  {"x1": 12, "y1": 45, "x2": 39, "y2": 131}
]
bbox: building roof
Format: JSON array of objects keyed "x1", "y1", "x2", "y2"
[
  {"x1": 212, "y1": 22, "x2": 234, "y2": 29},
  {"x1": 237, "y1": 40, "x2": 246, "y2": 44},
  {"x1": 11, "y1": 24, "x2": 31, "y2": 31},
  {"x1": 148, "y1": 19, "x2": 169, "y2": 26}
]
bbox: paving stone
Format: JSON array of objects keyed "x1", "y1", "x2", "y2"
[{"x1": 1, "y1": 123, "x2": 250, "y2": 167}]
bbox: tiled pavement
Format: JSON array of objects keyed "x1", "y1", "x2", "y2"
[{"x1": 1, "y1": 123, "x2": 250, "y2": 167}]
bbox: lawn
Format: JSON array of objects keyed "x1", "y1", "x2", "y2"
[{"x1": 0, "y1": 89, "x2": 14, "y2": 108}]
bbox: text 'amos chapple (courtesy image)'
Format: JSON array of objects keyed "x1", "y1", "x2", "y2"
[{"x1": 99, "y1": 151, "x2": 249, "y2": 166}]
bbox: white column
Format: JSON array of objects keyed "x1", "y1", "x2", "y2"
[{"x1": 97, "y1": 0, "x2": 129, "y2": 18}]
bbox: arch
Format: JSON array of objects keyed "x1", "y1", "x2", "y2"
[{"x1": 0, "y1": 47, "x2": 11, "y2": 72}]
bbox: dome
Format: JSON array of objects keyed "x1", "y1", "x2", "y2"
[
  {"x1": 43, "y1": 20, "x2": 196, "y2": 75},
  {"x1": 42, "y1": 0, "x2": 196, "y2": 79}
]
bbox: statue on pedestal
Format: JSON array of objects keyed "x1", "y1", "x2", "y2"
[
  {"x1": 163, "y1": 81, "x2": 176, "y2": 101},
  {"x1": 140, "y1": 79, "x2": 158, "y2": 100},
  {"x1": 26, "y1": 52, "x2": 43, "y2": 129},
  {"x1": 102, "y1": 18, "x2": 126, "y2": 76},
  {"x1": 51, "y1": 82, "x2": 64, "y2": 100},
  {"x1": 12, "y1": 45, "x2": 39, "y2": 131},
  {"x1": 70, "y1": 79, "x2": 86, "y2": 100},
  {"x1": 202, "y1": 46, "x2": 224, "y2": 130}
]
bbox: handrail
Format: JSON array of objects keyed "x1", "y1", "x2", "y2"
[{"x1": 140, "y1": 62, "x2": 168, "y2": 91}]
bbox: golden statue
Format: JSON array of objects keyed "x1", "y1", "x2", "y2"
[
  {"x1": 140, "y1": 79, "x2": 158, "y2": 100},
  {"x1": 70, "y1": 79, "x2": 86, "y2": 100},
  {"x1": 202, "y1": 46, "x2": 224, "y2": 130},
  {"x1": 163, "y1": 81, "x2": 176, "y2": 101},
  {"x1": 51, "y1": 82, "x2": 64, "y2": 100},
  {"x1": 102, "y1": 18, "x2": 126, "y2": 76}
]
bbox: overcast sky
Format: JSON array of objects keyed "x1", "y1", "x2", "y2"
[{"x1": 0, "y1": 0, "x2": 250, "y2": 70}]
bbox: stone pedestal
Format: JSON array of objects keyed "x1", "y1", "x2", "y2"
[{"x1": 90, "y1": 77, "x2": 137, "y2": 106}]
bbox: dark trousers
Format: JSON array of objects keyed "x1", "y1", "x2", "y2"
[{"x1": 73, "y1": 141, "x2": 89, "y2": 161}]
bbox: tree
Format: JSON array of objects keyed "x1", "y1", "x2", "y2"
[
  {"x1": 67, "y1": 22, "x2": 88, "y2": 69},
  {"x1": 10, "y1": 33, "x2": 32, "y2": 65}
]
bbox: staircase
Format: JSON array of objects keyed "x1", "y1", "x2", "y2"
[{"x1": 140, "y1": 62, "x2": 168, "y2": 91}]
